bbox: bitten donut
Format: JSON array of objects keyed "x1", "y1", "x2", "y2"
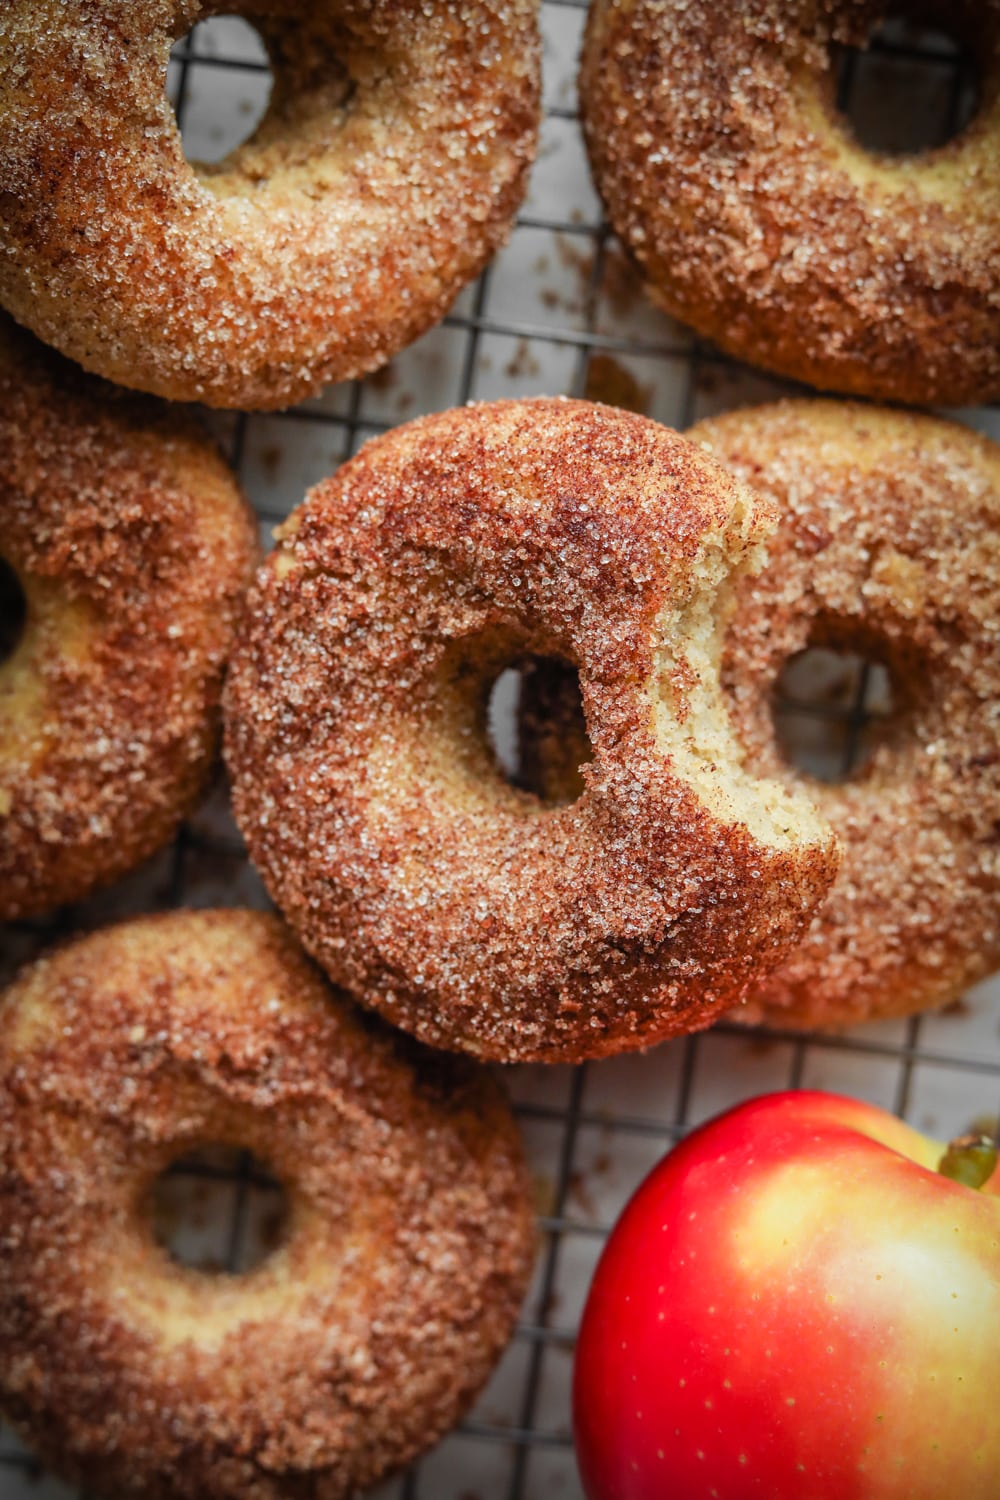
[
  {"x1": 691, "y1": 400, "x2": 1000, "y2": 1029},
  {"x1": 580, "y1": 0, "x2": 1000, "y2": 407},
  {"x1": 0, "y1": 1, "x2": 540, "y2": 410},
  {"x1": 224, "y1": 398, "x2": 838, "y2": 1064},
  {"x1": 0, "y1": 322, "x2": 257, "y2": 920},
  {"x1": 0, "y1": 909, "x2": 535, "y2": 1499}
]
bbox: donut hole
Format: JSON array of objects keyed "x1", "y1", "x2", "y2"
[
  {"x1": 774, "y1": 646, "x2": 898, "y2": 783},
  {"x1": 168, "y1": 13, "x2": 357, "y2": 183},
  {"x1": 169, "y1": 17, "x2": 274, "y2": 167},
  {"x1": 487, "y1": 656, "x2": 591, "y2": 806},
  {"x1": 148, "y1": 1145, "x2": 290, "y2": 1275},
  {"x1": 0, "y1": 558, "x2": 27, "y2": 667},
  {"x1": 834, "y1": 12, "x2": 980, "y2": 154}
]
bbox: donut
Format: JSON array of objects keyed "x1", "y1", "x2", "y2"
[
  {"x1": 224, "y1": 398, "x2": 839, "y2": 1064},
  {"x1": 0, "y1": 321, "x2": 258, "y2": 921},
  {"x1": 690, "y1": 399, "x2": 1000, "y2": 1029},
  {"x1": 579, "y1": 0, "x2": 1000, "y2": 407},
  {"x1": 0, "y1": 1, "x2": 540, "y2": 410},
  {"x1": 0, "y1": 908, "x2": 535, "y2": 1499}
]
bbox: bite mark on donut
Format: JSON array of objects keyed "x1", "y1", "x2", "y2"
[{"x1": 650, "y1": 495, "x2": 830, "y2": 854}]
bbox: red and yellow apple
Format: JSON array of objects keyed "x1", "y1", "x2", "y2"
[{"x1": 573, "y1": 1089, "x2": 1000, "y2": 1499}]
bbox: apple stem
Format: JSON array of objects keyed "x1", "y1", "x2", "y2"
[{"x1": 937, "y1": 1133, "x2": 998, "y2": 1190}]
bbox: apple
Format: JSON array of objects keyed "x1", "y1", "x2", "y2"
[{"x1": 573, "y1": 1090, "x2": 1000, "y2": 1500}]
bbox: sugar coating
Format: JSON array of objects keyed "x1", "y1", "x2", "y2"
[
  {"x1": 224, "y1": 398, "x2": 839, "y2": 1065},
  {"x1": 0, "y1": 0, "x2": 540, "y2": 410},
  {"x1": 580, "y1": 0, "x2": 1000, "y2": 407},
  {"x1": 0, "y1": 319, "x2": 258, "y2": 919},
  {"x1": 0, "y1": 909, "x2": 535, "y2": 1499},
  {"x1": 693, "y1": 399, "x2": 1000, "y2": 1029}
]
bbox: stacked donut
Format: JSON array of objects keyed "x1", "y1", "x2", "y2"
[
  {"x1": 2, "y1": 2, "x2": 1000, "y2": 1498},
  {"x1": 0, "y1": 0, "x2": 542, "y2": 408}
]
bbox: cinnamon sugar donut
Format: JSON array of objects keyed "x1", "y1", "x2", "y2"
[
  {"x1": 0, "y1": 322, "x2": 257, "y2": 920},
  {"x1": 224, "y1": 398, "x2": 839, "y2": 1064},
  {"x1": 0, "y1": 909, "x2": 534, "y2": 1499},
  {"x1": 691, "y1": 400, "x2": 1000, "y2": 1029},
  {"x1": 580, "y1": 0, "x2": 1000, "y2": 407},
  {"x1": 0, "y1": 0, "x2": 540, "y2": 410}
]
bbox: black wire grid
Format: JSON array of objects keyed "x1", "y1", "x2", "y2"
[{"x1": 2, "y1": 5, "x2": 1000, "y2": 1497}]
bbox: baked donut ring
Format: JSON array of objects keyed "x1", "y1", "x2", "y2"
[
  {"x1": 691, "y1": 400, "x2": 1000, "y2": 1029},
  {"x1": 224, "y1": 398, "x2": 838, "y2": 1064},
  {"x1": 0, "y1": 909, "x2": 535, "y2": 1500},
  {"x1": 0, "y1": 322, "x2": 257, "y2": 921},
  {"x1": 580, "y1": 0, "x2": 1000, "y2": 407},
  {"x1": 0, "y1": 0, "x2": 540, "y2": 410}
]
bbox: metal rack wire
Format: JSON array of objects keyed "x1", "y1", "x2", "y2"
[{"x1": 2, "y1": 5, "x2": 999, "y2": 1497}]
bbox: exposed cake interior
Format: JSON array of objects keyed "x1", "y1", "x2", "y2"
[{"x1": 649, "y1": 500, "x2": 830, "y2": 853}]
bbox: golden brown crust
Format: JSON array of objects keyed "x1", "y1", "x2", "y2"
[
  {"x1": 692, "y1": 399, "x2": 1000, "y2": 1029},
  {"x1": 515, "y1": 657, "x2": 590, "y2": 806},
  {"x1": 0, "y1": 0, "x2": 541, "y2": 410},
  {"x1": 0, "y1": 909, "x2": 535, "y2": 1499},
  {"x1": 0, "y1": 321, "x2": 258, "y2": 920},
  {"x1": 224, "y1": 397, "x2": 839, "y2": 1064},
  {"x1": 580, "y1": 0, "x2": 1000, "y2": 407}
]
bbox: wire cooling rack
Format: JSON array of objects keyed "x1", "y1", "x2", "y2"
[{"x1": 2, "y1": 5, "x2": 1000, "y2": 1498}]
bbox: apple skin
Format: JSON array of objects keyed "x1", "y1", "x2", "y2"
[{"x1": 573, "y1": 1090, "x2": 1000, "y2": 1500}]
